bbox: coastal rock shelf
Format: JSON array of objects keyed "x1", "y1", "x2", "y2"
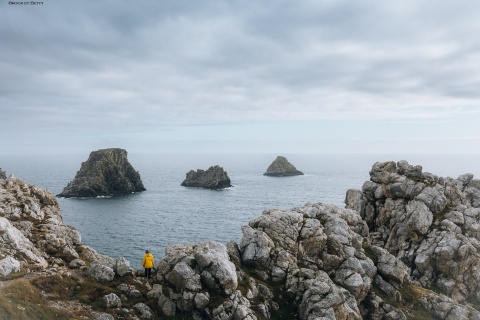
[
  {"x1": 57, "y1": 148, "x2": 146, "y2": 198},
  {"x1": 263, "y1": 156, "x2": 304, "y2": 176},
  {"x1": 3, "y1": 160, "x2": 480, "y2": 319},
  {"x1": 181, "y1": 165, "x2": 232, "y2": 189}
]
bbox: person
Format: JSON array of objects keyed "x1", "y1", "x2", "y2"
[{"x1": 142, "y1": 249, "x2": 155, "y2": 279}]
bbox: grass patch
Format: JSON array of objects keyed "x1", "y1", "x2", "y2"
[
  {"x1": 370, "y1": 282, "x2": 434, "y2": 320},
  {"x1": 362, "y1": 243, "x2": 378, "y2": 264},
  {"x1": 32, "y1": 273, "x2": 144, "y2": 310},
  {"x1": 466, "y1": 295, "x2": 480, "y2": 312},
  {"x1": 0, "y1": 271, "x2": 28, "y2": 281},
  {"x1": 0, "y1": 278, "x2": 89, "y2": 320}
]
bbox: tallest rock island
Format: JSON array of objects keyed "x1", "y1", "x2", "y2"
[{"x1": 57, "y1": 148, "x2": 146, "y2": 198}]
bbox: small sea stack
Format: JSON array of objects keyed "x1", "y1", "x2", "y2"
[
  {"x1": 181, "y1": 165, "x2": 232, "y2": 190},
  {"x1": 263, "y1": 156, "x2": 304, "y2": 177},
  {"x1": 57, "y1": 148, "x2": 146, "y2": 198},
  {"x1": 0, "y1": 167, "x2": 6, "y2": 179}
]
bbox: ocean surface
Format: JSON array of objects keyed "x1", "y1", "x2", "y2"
[{"x1": 2, "y1": 153, "x2": 480, "y2": 269}]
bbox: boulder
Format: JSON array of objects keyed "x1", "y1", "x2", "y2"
[
  {"x1": 69, "y1": 258, "x2": 86, "y2": 269},
  {"x1": 181, "y1": 165, "x2": 232, "y2": 189},
  {"x1": 0, "y1": 256, "x2": 21, "y2": 276},
  {"x1": 57, "y1": 148, "x2": 146, "y2": 198},
  {"x1": 114, "y1": 257, "x2": 133, "y2": 277},
  {"x1": 103, "y1": 293, "x2": 121, "y2": 308},
  {"x1": 88, "y1": 263, "x2": 115, "y2": 281},
  {"x1": 263, "y1": 156, "x2": 304, "y2": 177},
  {"x1": 133, "y1": 303, "x2": 154, "y2": 320}
]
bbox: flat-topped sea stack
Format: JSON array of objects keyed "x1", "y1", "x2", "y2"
[
  {"x1": 263, "y1": 156, "x2": 304, "y2": 176},
  {"x1": 181, "y1": 165, "x2": 232, "y2": 189},
  {"x1": 57, "y1": 148, "x2": 146, "y2": 198}
]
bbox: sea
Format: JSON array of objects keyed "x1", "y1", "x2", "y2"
[{"x1": 2, "y1": 153, "x2": 479, "y2": 269}]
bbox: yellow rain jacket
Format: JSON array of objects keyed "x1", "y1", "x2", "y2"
[{"x1": 142, "y1": 253, "x2": 154, "y2": 269}]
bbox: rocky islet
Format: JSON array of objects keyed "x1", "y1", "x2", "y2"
[
  {"x1": 181, "y1": 165, "x2": 232, "y2": 189},
  {"x1": 263, "y1": 156, "x2": 304, "y2": 176},
  {"x1": 57, "y1": 148, "x2": 146, "y2": 198},
  {"x1": 2, "y1": 160, "x2": 480, "y2": 319}
]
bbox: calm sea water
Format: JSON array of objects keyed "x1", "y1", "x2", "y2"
[{"x1": 2, "y1": 153, "x2": 479, "y2": 268}]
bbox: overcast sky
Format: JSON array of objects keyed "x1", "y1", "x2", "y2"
[{"x1": 1, "y1": 0, "x2": 480, "y2": 154}]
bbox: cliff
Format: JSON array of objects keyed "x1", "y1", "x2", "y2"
[
  {"x1": 263, "y1": 156, "x2": 304, "y2": 176},
  {"x1": 181, "y1": 165, "x2": 232, "y2": 189},
  {"x1": 3, "y1": 160, "x2": 480, "y2": 320},
  {"x1": 57, "y1": 148, "x2": 146, "y2": 198}
]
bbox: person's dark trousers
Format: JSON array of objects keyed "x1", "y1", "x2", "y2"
[{"x1": 145, "y1": 268, "x2": 152, "y2": 279}]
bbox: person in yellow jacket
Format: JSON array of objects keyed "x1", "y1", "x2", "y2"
[{"x1": 142, "y1": 250, "x2": 155, "y2": 279}]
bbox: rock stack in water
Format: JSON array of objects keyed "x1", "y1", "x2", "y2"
[
  {"x1": 57, "y1": 148, "x2": 146, "y2": 198},
  {"x1": 263, "y1": 156, "x2": 304, "y2": 176},
  {"x1": 0, "y1": 167, "x2": 6, "y2": 179},
  {"x1": 181, "y1": 165, "x2": 232, "y2": 189}
]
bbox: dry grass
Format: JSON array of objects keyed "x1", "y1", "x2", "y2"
[{"x1": 0, "y1": 278, "x2": 90, "y2": 320}]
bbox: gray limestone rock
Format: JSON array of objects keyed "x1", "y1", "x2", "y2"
[
  {"x1": 353, "y1": 160, "x2": 480, "y2": 305},
  {"x1": 57, "y1": 148, "x2": 146, "y2": 198},
  {"x1": 263, "y1": 156, "x2": 303, "y2": 177},
  {"x1": 0, "y1": 256, "x2": 21, "y2": 276},
  {"x1": 114, "y1": 257, "x2": 133, "y2": 277},
  {"x1": 69, "y1": 258, "x2": 86, "y2": 269},
  {"x1": 92, "y1": 312, "x2": 115, "y2": 320},
  {"x1": 88, "y1": 263, "x2": 115, "y2": 281},
  {"x1": 181, "y1": 165, "x2": 232, "y2": 189},
  {"x1": 103, "y1": 293, "x2": 122, "y2": 308},
  {"x1": 133, "y1": 303, "x2": 154, "y2": 320},
  {"x1": 194, "y1": 240, "x2": 238, "y2": 295},
  {"x1": 165, "y1": 261, "x2": 202, "y2": 292}
]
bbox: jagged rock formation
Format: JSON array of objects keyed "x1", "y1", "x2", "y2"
[
  {"x1": 4, "y1": 160, "x2": 480, "y2": 319},
  {"x1": 0, "y1": 167, "x2": 6, "y2": 179},
  {"x1": 346, "y1": 160, "x2": 480, "y2": 305},
  {"x1": 57, "y1": 148, "x2": 146, "y2": 198},
  {"x1": 0, "y1": 175, "x2": 125, "y2": 274},
  {"x1": 263, "y1": 156, "x2": 304, "y2": 176},
  {"x1": 181, "y1": 165, "x2": 232, "y2": 189}
]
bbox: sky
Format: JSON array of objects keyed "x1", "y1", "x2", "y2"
[{"x1": 1, "y1": 0, "x2": 480, "y2": 154}]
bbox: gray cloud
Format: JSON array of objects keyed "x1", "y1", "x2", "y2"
[{"x1": 1, "y1": 0, "x2": 480, "y2": 152}]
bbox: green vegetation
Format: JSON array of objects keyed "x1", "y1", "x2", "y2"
[
  {"x1": 370, "y1": 282, "x2": 434, "y2": 320},
  {"x1": 362, "y1": 242, "x2": 379, "y2": 263}
]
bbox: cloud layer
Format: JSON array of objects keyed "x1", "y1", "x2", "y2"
[{"x1": 1, "y1": 0, "x2": 480, "y2": 152}]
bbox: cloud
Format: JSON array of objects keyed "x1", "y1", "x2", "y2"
[{"x1": 1, "y1": 0, "x2": 480, "y2": 153}]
